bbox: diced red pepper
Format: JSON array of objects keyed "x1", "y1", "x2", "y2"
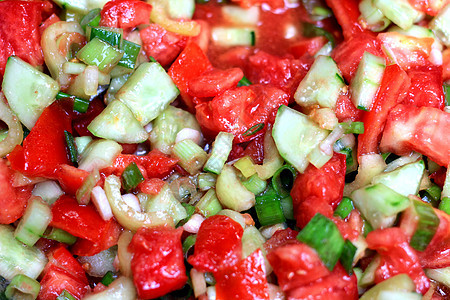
[
  {"x1": 99, "y1": 0, "x2": 152, "y2": 29},
  {"x1": 54, "y1": 164, "x2": 89, "y2": 196},
  {"x1": 129, "y1": 226, "x2": 187, "y2": 299}
]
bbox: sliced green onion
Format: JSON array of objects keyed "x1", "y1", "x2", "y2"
[
  {"x1": 280, "y1": 195, "x2": 294, "y2": 220},
  {"x1": 64, "y1": 131, "x2": 78, "y2": 166},
  {"x1": 197, "y1": 173, "x2": 217, "y2": 191},
  {"x1": 149, "y1": 56, "x2": 158, "y2": 63},
  {"x1": 297, "y1": 213, "x2": 345, "y2": 270},
  {"x1": 195, "y1": 189, "x2": 222, "y2": 218},
  {"x1": 101, "y1": 271, "x2": 116, "y2": 287},
  {"x1": 303, "y1": 23, "x2": 335, "y2": 47},
  {"x1": 334, "y1": 197, "x2": 354, "y2": 219},
  {"x1": 182, "y1": 234, "x2": 196, "y2": 257},
  {"x1": 121, "y1": 162, "x2": 144, "y2": 192},
  {"x1": 255, "y1": 186, "x2": 286, "y2": 226},
  {"x1": 76, "y1": 38, "x2": 124, "y2": 73},
  {"x1": 238, "y1": 76, "x2": 252, "y2": 87},
  {"x1": 340, "y1": 240, "x2": 357, "y2": 275},
  {"x1": 173, "y1": 139, "x2": 208, "y2": 175},
  {"x1": 76, "y1": 169, "x2": 100, "y2": 205},
  {"x1": 241, "y1": 226, "x2": 266, "y2": 259},
  {"x1": 421, "y1": 184, "x2": 442, "y2": 207},
  {"x1": 444, "y1": 84, "x2": 450, "y2": 106},
  {"x1": 118, "y1": 40, "x2": 141, "y2": 69},
  {"x1": 410, "y1": 199, "x2": 440, "y2": 251},
  {"x1": 339, "y1": 121, "x2": 365, "y2": 134},
  {"x1": 178, "y1": 203, "x2": 196, "y2": 227},
  {"x1": 43, "y1": 227, "x2": 77, "y2": 245},
  {"x1": 363, "y1": 219, "x2": 374, "y2": 237},
  {"x1": 242, "y1": 174, "x2": 267, "y2": 195},
  {"x1": 271, "y1": 164, "x2": 296, "y2": 198},
  {"x1": 14, "y1": 196, "x2": 52, "y2": 247},
  {"x1": 87, "y1": 26, "x2": 123, "y2": 47},
  {"x1": 62, "y1": 61, "x2": 87, "y2": 74},
  {"x1": 243, "y1": 123, "x2": 264, "y2": 137},
  {"x1": 56, "y1": 290, "x2": 77, "y2": 300},
  {"x1": 5, "y1": 274, "x2": 40, "y2": 300},
  {"x1": 233, "y1": 156, "x2": 256, "y2": 178},
  {"x1": 302, "y1": 0, "x2": 332, "y2": 20},
  {"x1": 80, "y1": 8, "x2": 101, "y2": 32},
  {"x1": 440, "y1": 197, "x2": 450, "y2": 215},
  {"x1": 204, "y1": 132, "x2": 234, "y2": 174},
  {"x1": 56, "y1": 92, "x2": 90, "y2": 113}
]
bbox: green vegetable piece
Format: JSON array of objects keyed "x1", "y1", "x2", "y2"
[
  {"x1": 56, "y1": 92, "x2": 90, "y2": 113},
  {"x1": 87, "y1": 26, "x2": 123, "y2": 47},
  {"x1": 302, "y1": 22, "x2": 335, "y2": 46},
  {"x1": 64, "y1": 131, "x2": 78, "y2": 166},
  {"x1": 440, "y1": 197, "x2": 450, "y2": 215},
  {"x1": 182, "y1": 235, "x2": 196, "y2": 256},
  {"x1": 409, "y1": 199, "x2": 440, "y2": 251},
  {"x1": 100, "y1": 271, "x2": 116, "y2": 287},
  {"x1": 121, "y1": 162, "x2": 144, "y2": 192},
  {"x1": 204, "y1": 132, "x2": 234, "y2": 174},
  {"x1": 271, "y1": 164, "x2": 296, "y2": 198},
  {"x1": 195, "y1": 189, "x2": 222, "y2": 217},
  {"x1": 76, "y1": 38, "x2": 124, "y2": 73},
  {"x1": 444, "y1": 84, "x2": 450, "y2": 106},
  {"x1": 340, "y1": 240, "x2": 357, "y2": 275},
  {"x1": 118, "y1": 40, "x2": 141, "y2": 69},
  {"x1": 238, "y1": 76, "x2": 252, "y2": 87},
  {"x1": 5, "y1": 274, "x2": 40, "y2": 300},
  {"x1": 56, "y1": 290, "x2": 77, "y2": 300},
  {"x1": 44, "y1": 228, "x2": 77, "y2": 245},
  {"x1": 334, "y1": 197, "x2": 354, "y2": 219},
  {"x1": 255, "y1": 186, "x2": 286, "y2": 227},
  {"x1": 242, "y1": 174, "x2": 267, "y2": 195},
  {"x1": 80, "y1": 8, "x2": 101, "y2": 31},
  {"x1": 173, "y1": 139, "x2": 208, "y2": 175}
]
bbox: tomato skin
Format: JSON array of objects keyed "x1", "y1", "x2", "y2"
[
  {"x1": 99, "y1": 0, "x2": 152, "y2": 29},
  {"x1": 0, "y1": 159, "x2": 32, "y2": 224},
  {"x1": 215, "y1": 249, "x2": 270, "y2": 300},
  {"x1": 324, "y1": 0, "x2": 366, "y2": 40},
  {"x1": 140, "y1": 24, "x2": 188, "y2": 67},
  {"x1": 357, "y1": 64, "x2": 411, "y2": 157},
  {"x1": 404, "y1": 65, "x2": 445, "y2": 109},
  {"x1": 129, "y1": 226, "x2": 187, "y2": 299},
  {"x1": 0, "y1": 0, "x2": 53, "y2": 78},
  {"x1": 50, "y1": 196, "x2": 109, "y2": 242},
  {"x1": 286, "y1": 263, "x2": 358, "y2": 300},
  {"x1": 195, "y1": 85, "x2": 289, "y2": 143},
  {"x1": 380, "y1": 104, "x2": 450, "y2": 167},
  {"x1": 188, "y1": 68, "x2": 244, "y2": 98},
  {"x1": 8, "y1": 101, "x2": 72, "y2": 178},
  {"x1": 290, "y1": 153, "x2": 346, "y2": 228},
  {"x1": 268, "y1": 243, "x2": 330, "y2": 291},
  {"x1": 188, "y1": 215, "x2": 243, "y2": 273},
  {"x1": 366, "y1": 227, "x2": 430, "y2": 294}
]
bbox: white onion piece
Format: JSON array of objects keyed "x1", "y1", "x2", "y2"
[
  {"x1": 190, "y1": 268, "x2": 207, "y2": 298},
  {"x1": 83, "y1": 276, "x2": 137, "y2": 300},
  {"x1": 183, "y1": 213, "x2": 205, "y2": 234},
  {"x1": 206, "y1": 286, "x2": 216, "y2": 300},
  {"x1": 91, "y1": 186, "x2": 113, "y2": 220},
  {"x1": 122, "y1": 193, "x2": 142, "y2": 212},
  {"x1": 445, "y1": 106, "x2": 450, "y2": 113},
  {"x1": 320, "y1": 125, "x2": 345, "y2": 156},
  {"x1": 78, "y1": 247, "x2": 117, "y2": 277},
  {"x1": 83, "y1": 66, "x2": 99, "y2": 96},
  {"x1": 429, "y1": 47, "x2": 443, "y2": 65},
  {"x1": 0, "y1": 94, "x2": 23, "y2": 158},
  {"x1": 175, "y1": 128, "x2": 203, "y2": 145},
  {"x1": 384, "y1": 152, "x2": 421, "y2": 172},
  {"x1": 144, "y1": 122, "x2": 153, "y2": 133}
]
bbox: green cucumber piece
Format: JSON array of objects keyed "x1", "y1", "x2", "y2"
[
  {"x1": 294, "y1": 55, "x2": 345, "y2": 109},
  {"x1": 272, "y1": 105, "x2": 328, "y2": 173},
  {"x1": 409, "y1": 199, "x2": 440, "y2": 252},
  {"x1": 88, "y1": 99, "x2": 148, "y2": 143},
  {"x1": 359, "y1": 0, "x2": 391, "y2": 32},
  {"x1": 52, "y1": 0, "x2": 109, "y2": 14},
  {"x1": 371, "y1": 160, "x2": 425, "y2": 197},
  {"x1": 430, "y1": 3, "x2": 450, "y2": 47},
  {"x1": 76, "y1": 38, "x2": 124, "y2": 73},
  {"x1": 222, "y1": 6, "x2": 259, "y2": 25},
  {"x1": 2, "y1": 57, "x2": 59, "y2": 130},
  {"x1": 360, "y1": 274, "x2": 416, "y2": 300},
  {"x1": 104, "y1": 74, "x2": 131, "y2": 105},
  {"x1": 350, "y1": 52, "x2": 386, "y2": 111},
  {"x1": 87, "y1": 26, "x2": 123, "y2": 47},
  {"x1": 115, "y1": 62, "x2": 179, "y2": 125},
  {"x1": 204, "y1": 132, "x2": 234, "y2": 174},
  {"x1": 167, "y1": 0, "x2": 195, "y2": 19},
  {"x1": 351, "y1": 183, "x2": 411, "y2": 229},
  {"x1": 373, "y1": 0, "x2": 422, "y2": 30},
  {"x1": 0, "y1": 225, "x2": 47, "y2": 281},
  {"x1": 211, "y1": 27, "x2": 256, "y2": 47},
  {"x1": 78, "y1": 139, "x2": 122, "y2": 172},
  {"x1": 426, "y1": 267, "x2": 450, "y2": 288}
]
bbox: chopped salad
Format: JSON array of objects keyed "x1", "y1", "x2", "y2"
[{"x1": 0, "y1": 0, "x2": 449, "y2": 299}]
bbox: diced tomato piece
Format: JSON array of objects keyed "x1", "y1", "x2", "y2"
[
  {"x1": 268, "y1": 243, "x2": 330, "y2": 291},
  {"x1": 378, "y1": 32, "x2": 433, "y2": 70},
  {"x1": 71, "y1": 219, "x2": 122, "y2": 256},
  {"x1": 188, "y1": 215, "x2": 243, "y2": 273},
  {"x1": 286, "y1": 264, "x2": 358, "y2": 299},
  {"x1": 264, "y1": 228, "x2": 299, "y2": 252},
  {"x1": 0, "y1": 0, "x2": 53, "y2": 78},
  {"x1": 242, "y1": 134, "x2": 265, "y2": 164},
  {"x1": 230, "y1": 0, "x2": 285, "y2": 9},
  {"x1": 72, "y1": 98, "x2": 105, "y2": 137},
  {"x1": 407, "y1": 0, "x2": 449, "y2": 16},
  {"x1": 8, "y1": 101, "x2": 72, "y2": 178},
  {"x1": 39, "y1": 246, "x2": 90, "y2": 300},
  {"x1": 404, "y1": 65, "x2": 445, "y2": 109},
  {"x1": 335, "y1": 92, "x2": 364, "y2": 122},
  {"x1": 443, "y1": 48, "x2": 450, "y2": 81},
  {"x1": 188, "y1": 68, "x2": 244, "y2": 98},
  {"x1": 290, "y1": 153, "x2": 346, "y2": 228},
  {"x1": 138, "y1": 178, "x2": 166, "y2": 195},
  {"x1": 332, "y1": 33, "x2": 384, "y2": 82},
  {"x1": 50, "y1": 196, "x2": 109, "y2": 242},
  {"x1": 430, "y1": 168, "x2": 447, "y2": 188},
  {"x1": 0, "y1": 159, "x2": 32, "y2": 224},
  {"x1": 99, "y1": 0, "x2": 152, "y2": 29},
  {"x1": 324, "y1": 0, "x2": 367, "y2": 40},
  {"x1": 195, "y1": 85, "x2": 289, "y2": 143},
  {"x1": 101, "y1": 150, "x2": 178, "y2": 179},
  {"x1": 140, "y1": 24, "x2": 188, "y2": 67},
  {"x1": 39, "y1": 13, "x2": 60, "y2": 35},
  {"x1": 333, "y1": 210, "x2": 364, "y2": 241},
  {"x1": 366, "y1": 227, "x2": 430, "y2": 294},
  {"x1": 54, "y1": 164, "x2": 89, "y2": 196},
  {"x1": 129, "y1": 226, "x2": 187, "y2": 299},
  {"x1": 357, "y1": 64, "x2": 411, "y2": 157},
  {"x1": 289, "y1": 36, "x2": 329, "y2": 59},
  {"x1": 380, "y1": 104, "x2": 450, "y2": 167}
]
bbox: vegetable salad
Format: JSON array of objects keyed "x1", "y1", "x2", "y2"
[{"x1": 0, "y1": 0, "x2": 449, "y2": 299}]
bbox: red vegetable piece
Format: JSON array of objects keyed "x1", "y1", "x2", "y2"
[
  {"x1": 195, "y1": 85, "x2": 289, "y2": 143},
  {"x1": 71, "y1": 219, "x2": 122, "y2": 257},
  {"x1": 99, "y1": 0, "x2": 152, "y2": 29},
  {"x1": 366, "y1": 227, "x2": 430, "y2": 294},
  {"x1": 268, "y1": 243, "x2": 331, "y2": 291},
  {"x1": 188, "y1": 215, "x2": 243, "y2": 273},
  {"x1": 408, "y1": 0, "x2": 447, "y2": 16},
  {"x1": 129, "y1": 226, "x2": 187, "y2": 299},
  {"x1": 380, "y1": 104, "x2": 450, "y2": 167},
  {"x1": 54, "y1": 164, "x2": 89, "y2": 196},
  {"x1": 50, "y1": 196, "x2": 108, "y2": 242},
  {"x1": 324, "y1": 0, "x2": 366, "y2": 40},
  {"x1": 264, "y1": 228, "x2": 299, "y2": 253},
  {"x1": 215, "y1": 249, "x2": 270, "y2": 300},
  {"x1": 290, "y1": 153, "x2": 346, "y2": 228},
  {"x1": 0, "y1": 159, "x2": 32, "y2": 224},
  {"x1": 0, "y1": 0, "x2": 53, "y2": 78},
  {"x1": 335, "y1": 92, "x2": 364, "y2": 122},
  {"x1": 140, "y1": 24, "x2": 188, "y2": 67},
  {"x1": 138, "y1": 178, "x2": 166, "y2": 195},
  {"x1": 443, "y1": 48, "x2": 450, "y2": 81},
  {"x1": 188, "y1": 68, "x2": 244, "y2": 98},
  {"x1": 404, "y1": 65, "x2": 445, "y2": 109},
  {"x1": 357, "y1": 64, "x2": 411, "y2": 157},
  {"x1": 286, "y1": 263, "x2": 358, "y2": 299},
  {"x1": 72, "y1": 98, "x2": 105, "y2": 137},
  {"x1": 289, "y1": 36, "x2": 329, "y2": 59},
  {"x1": 39, "y1": 13, "x2": 61, "y2": 35},
  {"x1": 8, "y1": 101, "x2": 72, "y2": 178}
]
